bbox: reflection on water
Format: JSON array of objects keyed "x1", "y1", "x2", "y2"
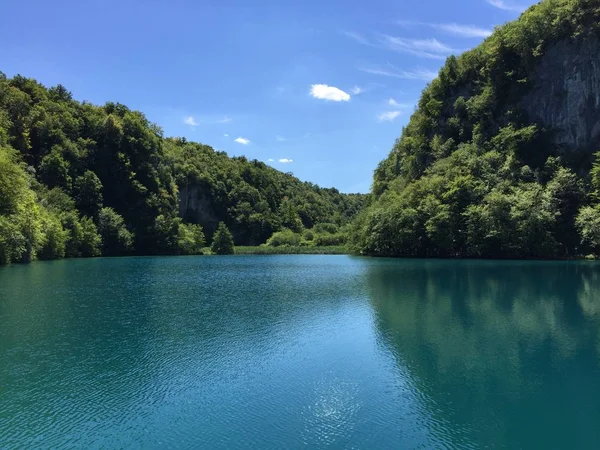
[
  {"x1": 368, "y1": 260, "x2": 600, "y2": 449},
  {"x1": 1, "y1": 257, "x2": 599, "y2": 448}
]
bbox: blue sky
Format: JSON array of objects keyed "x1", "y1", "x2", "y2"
[{"x1": 1, "y1": 0, "x2": 535, "y2": 193}]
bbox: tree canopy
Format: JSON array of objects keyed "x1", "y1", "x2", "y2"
[
  {"x1": 211, "y1": 222, "x2": 235, "y2": 255},
  {"x1": 351, "y1": 0, "x2": 600, "y2": 259},
  {"x1": 0, "y1": 72, "x2": 366, "y2": 264}
]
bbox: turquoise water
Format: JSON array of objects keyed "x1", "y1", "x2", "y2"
[{"x1": 1, "y1": 256, "x2": 600, "y2": 449}]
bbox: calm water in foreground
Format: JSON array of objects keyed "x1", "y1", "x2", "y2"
[{"x1": 1, "y1": 256, "x2": 600, "y2": 449}]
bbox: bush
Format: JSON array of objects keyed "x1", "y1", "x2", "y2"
[
  {"x1": 303, "y1": 230, "x2": 315, "y2": 241},
  {"x1": 314, "y1": 232, "x2": 347, "y2": 246},
  {"x1": 314, "y1": 223, "x2": 339, "y2": 234},
  {"x1": 266, "y1": 229, "x2": 302, "y2": 247}
]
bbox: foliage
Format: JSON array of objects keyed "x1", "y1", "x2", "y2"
[
  {"x1": 97, "y1": 207, "x2": 133, "y2": 256},
  {"x1": 314, "y1": 232, "x2": 347, "y2": 247},
  {"x1": 266, "y1": 229, "x2": 302, "y2": 247},
  {"x1": 0, "y1": 72, "x2": 367, "y2": 264},
  {"x1": 352, "y1": 0, "x2": 600, "y2": 258},
  {"x1": 177, "y1": 222, "x2": 205, "y2": 255},
  {"x1": 0, "y1": 146, "x2": 44, "y2": 263},
  {"x1": 234, "y1": 245, "x2": 348, "y2": 255},
  {"x1": 166, "y1": 139, "x2": 367, "y2": 245},
  {"x1": 313, "y1": 223, "x2": 339, "y2": 234},
  {"x1": 74, "y1": 170, "x2": 103, "y2": 219},
  {"x1": 211, "y1": 222, "x2": 235, "y2": 255}
]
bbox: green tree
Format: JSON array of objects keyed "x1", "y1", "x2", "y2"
[
  {"x1": 576, "y1": 206, "x2": 600, "y2": 253},
  {"x1": 38, "y1": 146, "x2": 72, "y2": 190},
  {"x1": 177, "y1": 222, "x2": 205, "y2": 255},
  {"x1": 279, "y1": 198, "x2": 303, "y2": 233},
  {"x1": 97, "y1": 207, "x2": 133, "y2": 256},
  {"x1": 64, "y1": 214, "x2": 101, "y2": 258},
  {"x1": 38, "y1": 213, "x2": 67, "y2": 260},
  {"x1": 211, "y1": 222, "x2": 235, "y2": 255},
  {"x1": 74, "y1": 170, "x2": 103, "y2": 219}
]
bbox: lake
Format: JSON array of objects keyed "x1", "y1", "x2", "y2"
[{"x1": 1, "y1": 256, "x2": 600, "y2": 449}]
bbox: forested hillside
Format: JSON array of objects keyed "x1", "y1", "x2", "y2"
[
  {"x1": 0, "y1": 74, "x2": 366, "y2": 264},
  {"x1": 351, "y1": 0, "x2": 600, "y2": 258}
]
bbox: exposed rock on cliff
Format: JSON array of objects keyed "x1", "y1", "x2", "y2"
[
  {"x1": 352, "y1": 0, "x2": 600, "y2": 259},
  {"x1": 522, "y1": 35, "x2": 600, "y2": 152}
]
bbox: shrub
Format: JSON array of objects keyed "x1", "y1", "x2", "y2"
[{"x1": 266, "y1": 229, "x2": 302, "y2": 247}]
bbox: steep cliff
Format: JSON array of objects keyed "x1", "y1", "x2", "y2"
[
  {"x1": 352, "y1": 0, "x2": 600, "y2": 258},
  {"x1": 521, "y1": 35, "x2": 600, "y2": 152}
]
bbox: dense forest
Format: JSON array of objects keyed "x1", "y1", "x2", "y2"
[
  {"x1": 4, "y1": 0, "x2": 600, "y2": 264},
  {"x1": 0, "y1": 74, "x2": 366, "y2": 264},
  {"x1": 350, "y1": 0, "x2": 600, "y2": 258}
]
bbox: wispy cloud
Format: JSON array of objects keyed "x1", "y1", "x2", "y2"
[
  {"x1": 268, "y1": 158, "x2": 275, "y2": 162},
  {"x1": 342, "y1": 31, "x2": 371, "y2": 45},
  {"x1": 351, "y1": 86, "x2": 363, "y2": 95},
  {"x1": 388, "y1": 98, "x2": 414, "y2": 109},
  {"x1": 396, "y1": 20, "x2": 492, "y2": 38},
  {"x1": 279, "y1": 158, "x2": 293, "y2": 163},
  {"x1": 485, "y1": 0, "x2": 526, "y2": 11},
  {"x1": 378, "y1": 35, "x2": 455, "y2": 59},
  {"x1": 224, "y1": 133, "x2": 229, "y2": 137},
  {"x1": 360, "y1": 65, "x2": 438, "y2": 81},
  {"x1": 377, "y1": 111, "x2": 401, "y2": 122},
  {"x1": 276, "y1": 135, "x2": 286, "y2": 142},
  {"x1": 184, "y1": 115, "x2": 231, "y2": 126},
  {"x1": 184, "y1": 116, "x2": 198, "y2": 126},
  {"x1": 310, "y1": 84, "x2": 351, "y2": 102},
  {"x1": 234, "y1": 137, "x2": 250, "y2": 145},
  {"x1": 434, "y1": 23, "x2": 493, "y2": 38}
]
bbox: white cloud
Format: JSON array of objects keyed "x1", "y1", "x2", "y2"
[
  {"x1": 224, "y1": 133, "x2": 229, "y2": 137},
  {"x1": 378, "y1": 35, "x2": 455, "y2": 59},
  {"x1": 434, "y1": 23, "x2": 493, "y2": 38},
  {"x1": 377, "y1": 111, "x2": 401, "y2": 122},
  {"x1": 310, "y1": 84, "x2": 351, "y2": 102},
  {"x1": 234, "y1": 137, "x2": 250, "y2": 145},
  {"x1": 184, "y1": 116, "x2": 198, "y2": 126},
  {"x1": 184, "y1": 115, "x2": 231, "y2": 126},
  {"x1": 396, "y1": 20, "x2": 492, "y2": 38},
  {"x1": 276, "y1": 135, "x2": 286, "y2": 142},
  {"x1": 485, "y1": 0, "x2": 526, "y2": 11},
  {"x1": 342, "y1": 31, "x2": 370, "y2": 45},
  {"x1": 388, "y1": 98, "x2": 413, "y2": 108},
  {"x1": 361, "y1": 65, "x2": 438, "y2": 81},
  {"x1": 351, "y1": 86, "x2": 363, "y2": 95},
  {"x1": 279, "y1": 158, "x2": 293, "y2": 163},
  {"x1": 268, "y1": 158, "x2": 275, "y2": 162}
]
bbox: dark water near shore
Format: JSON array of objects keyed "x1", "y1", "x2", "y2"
[{"x1": 1, "y1": 256, "x2": 600, "y2": 449}]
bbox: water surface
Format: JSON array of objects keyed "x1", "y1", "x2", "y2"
[{"x1": 1, "y1": 256, "x2": 600, "y2": 448}]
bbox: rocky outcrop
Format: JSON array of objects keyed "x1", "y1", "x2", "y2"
[
  {"x1": 522, "y1": 35, "x2": 600, "y2": 152},
  {"x1": 179, "y1": 185, "x2": 220, "y2": 233}
]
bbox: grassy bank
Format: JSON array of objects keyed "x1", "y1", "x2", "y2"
[{"x1": 233, "y1": 246, "x2": 348, "y2": 255}]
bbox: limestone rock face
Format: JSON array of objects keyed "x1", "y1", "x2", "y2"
[
  {"x1": 522, "y1": 35, "x2": 600, "y2": 152},
  {"x1": 179, "y1": 185, "x2": 219, "y2": 232}
]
